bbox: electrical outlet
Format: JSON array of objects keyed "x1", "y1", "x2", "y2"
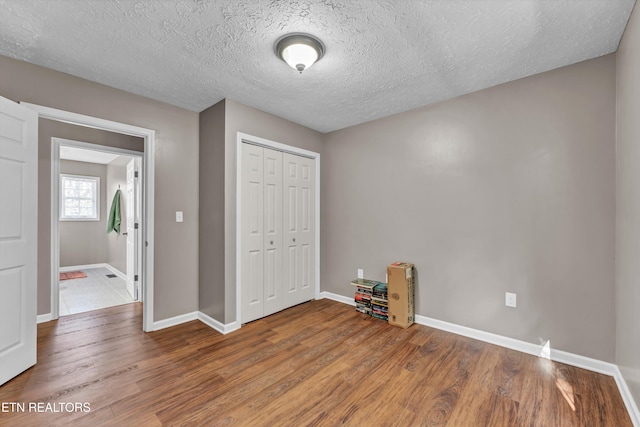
[
  {"x1": 176, "y1": 211, "x2": 184, "y2": 223},
  {"x1": 357, "y1": 268, "x2": 364, "y2": 279},
  {"x1": 505, "y1": 292, "x2": 517, "y2": 308}
]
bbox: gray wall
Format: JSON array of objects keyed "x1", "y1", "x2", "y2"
[
  {"x1": 1, "y1": 55, "x2": 199, "y2": 321},
  {"x1": 61, "y1": 156, "x2": 131, "y2": 272},
  {"x1": 322, "y1": 55, "x2": 616, "y2": 362},
  {"x1": 199, "y1": 100, "x2": 226, "y2": 319},
  {"x1": 616, "y1": 3, "x2": 640, "y2": 407},
  {"x1": 106, "y1": 156, "x2": 132, "y2": 274},
  {"x1": 222, "y1": 99, "x2": 324, "y2": 323},
  {"x1": 59, "y1": 160, "x2": 108, "y2": 267}
]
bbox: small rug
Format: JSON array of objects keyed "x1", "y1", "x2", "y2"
[{"x1": 60, "y1": 271, "x2": 87, "y2": 281}]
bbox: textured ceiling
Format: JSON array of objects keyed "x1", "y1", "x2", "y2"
[{"x1": 0, "y1": 0, "x2": 635, "y2": 133}]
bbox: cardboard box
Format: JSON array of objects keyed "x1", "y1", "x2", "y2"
[{"x1": 387, "y1": 262, "x2": 415, "y2": 328}]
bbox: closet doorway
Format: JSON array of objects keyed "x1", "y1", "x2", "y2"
[
  {"x1": 53, "y1": 138, "x2": 143, "y2": 317},
  {"x1": 237, "y1": 133, "x2": 320, "y2": 325}
]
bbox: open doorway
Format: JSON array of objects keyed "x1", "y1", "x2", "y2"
[
  {"x1": 55, "y1": 141, "x2": 142, "y2": 316},
  {"x1": 23, "y1": 102, "x2": 156, "y2": 332}
]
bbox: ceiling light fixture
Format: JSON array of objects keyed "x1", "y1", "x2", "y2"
[{"x1": 274, "y1": 33, "x2": 325, "y2": 73}]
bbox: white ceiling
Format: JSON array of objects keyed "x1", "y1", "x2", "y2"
[
  {"x1": 0, "y1": 1, "x2": 635, "y2": 133},
  {"x1": 60, "y1": 146, "x2": 120, "y2": 164}
]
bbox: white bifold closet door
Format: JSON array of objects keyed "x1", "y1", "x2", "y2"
[{"x1": 241, "y1": 143, "x2": 315, "y2": 324}]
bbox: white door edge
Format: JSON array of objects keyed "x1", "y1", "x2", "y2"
[
  {"x1": 0, "y1": 96, "x2": 38, "y2": 385},
  {"x1": 235, "y1": 132, "x2": 321, "y2": 327},
  {"x1": 126, "y1": 158, "x2": 138, "y2": 300}
]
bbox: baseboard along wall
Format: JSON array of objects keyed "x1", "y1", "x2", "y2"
[
  {"x1": 197, "y1": 311, "x2": 240, "y2": 335},
  {"x1": 152, "y1": 311, "x2": 198, "y2": 331},
  {"x1": 35, "y1": 285, "x2": 639, "y2": 426},
  {"x1": 319, "y1": 291, "x2": 640, "y2": 426},
  {"x1": 36, "y1": 313, "x2": 53, "y2": 324},
  {"x1": 58, "y1": 263, "x2": 127, "y2": 280}
]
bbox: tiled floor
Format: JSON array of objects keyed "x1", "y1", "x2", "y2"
[{"x1": 59, "y1": 267, "x2": 134, "y2": 316}]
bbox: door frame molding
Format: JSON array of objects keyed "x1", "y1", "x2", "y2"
[
  {"x1": 125, "y1": 157, "x2": 142, "y2": 300},
  {"x1": 236, "y1": 132, "x2": 320, "y2": 326},
  {"x1": 52, "y1": 137, "x2": 143, "y2": 315},
  {"x1": 22, "y1": 103, "x2": 156, "y2": 332}
]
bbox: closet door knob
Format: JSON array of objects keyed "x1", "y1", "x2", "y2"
[
  {"x1": 293, "y1": 238, "x2": 296, "y2": 242},
  {"x1": 270, "y1": 240, "x2": 274, "y2": 245}
]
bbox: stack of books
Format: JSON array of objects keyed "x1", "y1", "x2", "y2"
[
  {"x1": 351, "y1": 279, "x2": 388, "y2": 321},
  {"x1": 371, "y1": 283, "x2": 389, "y2": 321},
  {"x1": 351, "y1": 278, "x2": 378, "y2": 315}
]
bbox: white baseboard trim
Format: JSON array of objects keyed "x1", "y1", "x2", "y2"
[
  {"x1": 59, "y1": 263, "x2": 107, "y2": 272},
  {"x1": 321, "y1": 292, "x2": 640, "y2": 425},
  {"x1": 197, "y1": 311, "x2": 240, "y2": 334},
  {"x1": 417, "y1": 314, "x2": 640, "y2": 425},
  {"x1": 103, "y1": 264, "x2": 135, "y2": 299},
  {"x1": 60, "y1": 262, "x2": 126, "y2": 281},
  {"x1": 613, "y1": 366, "x2": 640, "y2": 427},
  {"x1": 37, "y1": 313, "x2": 53, "y2": 324},
  {"x1": 224, "y1": 321, "x2": 240, "y2": 334},
  {"x1": 146, "y1": 310, "x2": 241, "y2": 335},
  {"x1": 414, "y1": 314, "x2": 618, "y2": 375},
  {"x1": 104, "y1": 264, "x2": 127, "y2": 281},
  {"x1": 152, "y1": 311, "x2": 198, "y2": 331},
  {"x1": 319, "y1": 291, "x2": 355, "y2": 306}
]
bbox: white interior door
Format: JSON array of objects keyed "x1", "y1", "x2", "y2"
[
  {"x1": 125, "y1": 159, "x2": 138, "y2": 300},
  {"x1": 262, "y1": 147, "x2": 283, "y2": 317},
  {"x1": 282, "y1": 152, "x2": 315, "y2": 308},
  {"x1": 240, "y1": 142, "x2": 315, "y2": 324},
  {"x1": 241, "y1": 145, "x2": 286, "y2": 321},
  {"x1": 0, "y1": 96, "x2": 38, "y2": 385},
  {"x1": 241, "y1": 143, "x2": 265, "y2": 323}
]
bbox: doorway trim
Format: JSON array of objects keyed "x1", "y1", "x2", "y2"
[
  {"x1": 235, "y1": 132, "x2": 320, "y2": 327},
  {"x1": 22, "y1": 103, "x2": 156, "y2": 332},
  {"x1": 52, "y1": 137, "x2": 143, "y2": 317}
]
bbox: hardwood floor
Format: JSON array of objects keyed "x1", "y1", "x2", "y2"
[{"x1": 0, "y1": 299, "x2": 632, "y2": 426}]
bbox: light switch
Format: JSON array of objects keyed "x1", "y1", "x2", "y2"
[
  {"x1": 176, "y1": 211, "x2": 183, "y2": 223},
  {"x1": 505, "y1": 292, "x2": 517, "y2": 308}
]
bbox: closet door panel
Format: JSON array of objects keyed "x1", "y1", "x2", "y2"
[
  {"x1": 286, "y1": 246, "x2": 297, "y2": 292},
  {"x1": 298, "y1": 157, "x2": 314, "y2": 296},
  {"x1": 282, "y1": 155, "x2": 297, "y2": 301},
  {"x1": 241, "y1": 144, "x2": 265, "y2": 323},
  {"x1": 283, "y1": 153, "x2": 315, "y2": 307},
  {"x1": 301, "y1": 243, "x2": 310, "y2": 291},
  {"x1": 247, "y1": 250, "x2": 261, "y2": 304},
  {"x1": 242, "y1": 143, "x2": 316, "y2": 323},
  {"x1": 263, "y1": 148, "x2": 283, "y2": 316},
  {"x1": 286, "y1": 186, "x2": 297, "y2": 232}
]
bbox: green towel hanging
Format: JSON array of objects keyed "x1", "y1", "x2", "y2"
[{"x1": 107, "y1": 189, "x2": 121, "y2": 234}]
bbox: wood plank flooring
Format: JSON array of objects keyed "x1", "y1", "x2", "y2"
[{"x1": 0, "y1": 299, "x2": 632, "y2": 426}]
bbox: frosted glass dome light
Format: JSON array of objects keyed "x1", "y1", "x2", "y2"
[{"x1": 275, "y1": 33, "x2": 325, "y2": 73}]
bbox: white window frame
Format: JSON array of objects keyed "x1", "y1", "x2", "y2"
[{"x1": 60, "y1": 173, "x2": 101, "y2": 221}]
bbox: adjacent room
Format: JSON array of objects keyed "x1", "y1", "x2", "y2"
[
  {"x1": 57, "y1": 145, "x2": 140, "y2": 316},
  {"x1": 0, "y1": 1, "x2": 639, "y2": 425}
]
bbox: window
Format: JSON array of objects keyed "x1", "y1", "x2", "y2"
[{"x1": 60, "y1": 174, "x2": 100, "y2": 220}]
